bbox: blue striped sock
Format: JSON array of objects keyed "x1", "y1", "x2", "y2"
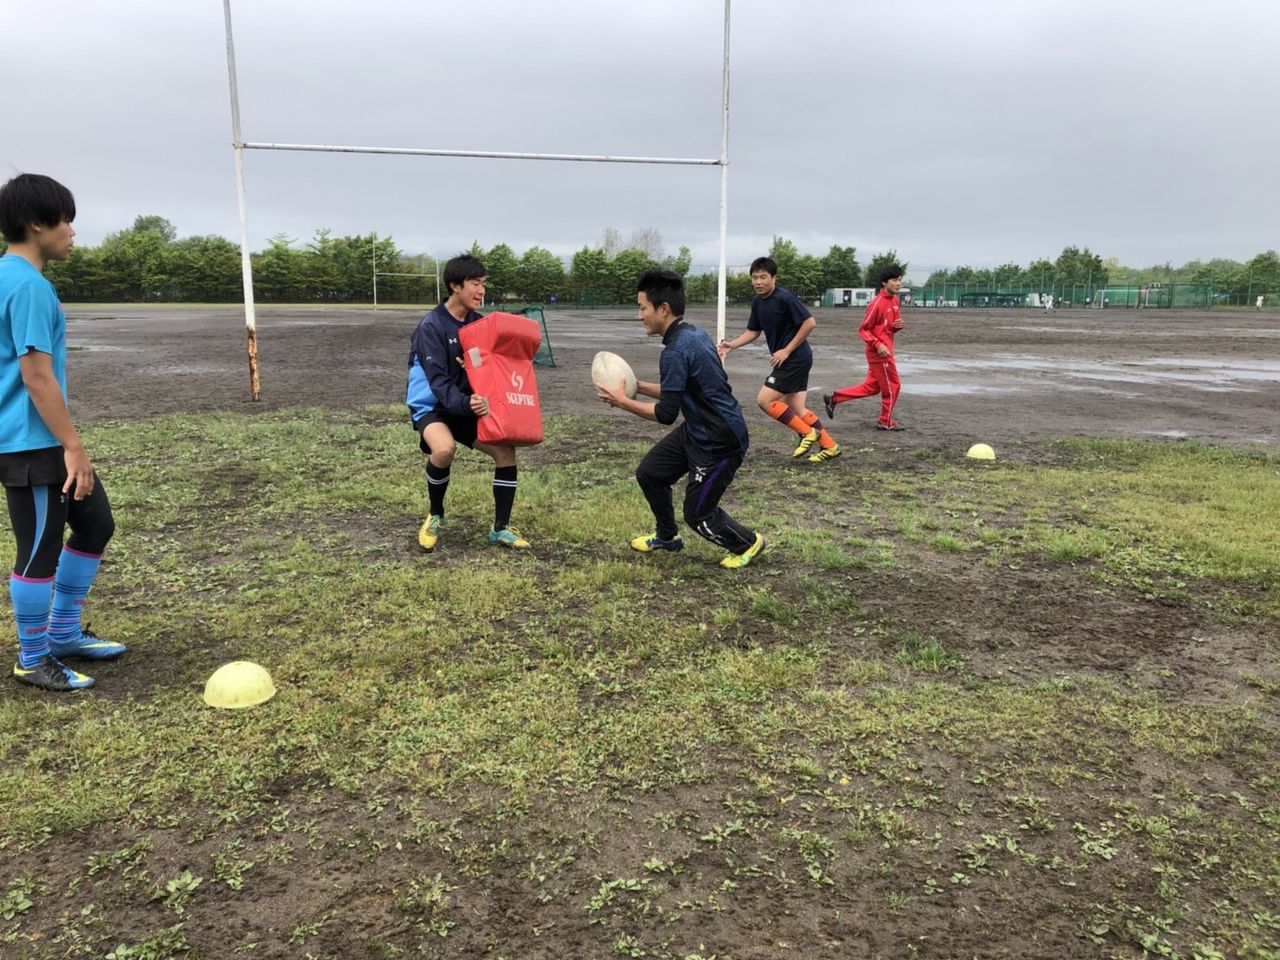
[
  {"x1": 10, "y1": 574, "x2": 54, "y2": 668},
  {"x1": 48, "y1": 547, "x2": 103, "y2": 647}
]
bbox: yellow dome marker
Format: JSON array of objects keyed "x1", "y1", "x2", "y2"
[
  {"x1": 203, "y1": 661, "x2": 277, "y2": 709},
  {"x1": 966, "y1": 443, "x2": 996, "y2": 460}
]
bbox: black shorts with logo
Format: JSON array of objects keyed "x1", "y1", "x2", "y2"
[
  {"x1": 763, "y1": 354, "x2": 811, "y2": 395},
  {"x1": 413, "y1": 410, "x2": 479, "y2": 455},
  {"x1": 0, "y1": 446, "x2": 66, "y2": 488}
]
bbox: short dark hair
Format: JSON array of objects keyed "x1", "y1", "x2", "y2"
[
  {"x1": 750, "y1": 257, "x2": 777, "y2": 277},
  {"x1": 443, "y1": 253, "x2": 486, "y2": 293},
  {"x1": 637, "y1": 268, "x2": 685, "y2": 318},
  {"x1": 877, "y1": 263, "x2": 905, "y2": 287},
  {"x1": 0, "y1": 174, "x2": 76, "y2": 244}
]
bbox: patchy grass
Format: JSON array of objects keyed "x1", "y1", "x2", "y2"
[{"x1": 0, "y1": 410, "x2": 1277, "y2": 959}]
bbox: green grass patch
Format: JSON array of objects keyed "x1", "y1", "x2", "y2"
[{"x1": 0, "y1": 411, "x2": 1277, "y2": 958}]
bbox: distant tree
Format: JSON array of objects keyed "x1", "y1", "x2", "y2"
[
  {"x1": 607, "y1": 249, "x2": 658, "y2": 303},
  {"x1": 45, "y1": 246, "x2": 109, "y2": 300},
  {"x1": 726, "y1": 270, "x2": 754, "y2": 304},
  {"x1": 97, "y1": 217, "x2": 172, "y2": 299},
  {"x1": 767, "y1": 236, "x2": 800, "y2": 279},
  {"x1": 485, "y1": 243, "x2": 519, "y2": 302},
  {"x1": 1053, "y1": 245, "x2": 1107, "y2": 286},
  {"x1": 131, "y1": 215, "x2": 177, "y2": 243},
  {"x1": 1101, "y1": 257, "x2": 1141, "y2": 285},
  {"x1": 787, "y1": 254, "x2": 824, "y2": 301},
  {"x1": 1189, "y1": 257, "x2": 1245, "y2": 302},
  {"x1": 517, "y1": 246, "x2": 565, "y2": 302},
  {"x1": 684, "y1": 271, "x2": 714, "y2": 304},
  {"x1": 628, "y1": 228, "x2": 665, "y2": 261},
  {"x1": 569, "y1": 245, "x2": 610, "y2": 302},
  {"x1": 252, "y1": 234, "x2": 302, "y2": 301},
  {"x1": 601, "y1": 227, "x2": 622, "y2": 259},
  {"x1": 662, "y1": 244, "x2": 692, "y2": 277},
  {"x1": 1245, "y1": 249, "x2": 1280, "y2": 296},
  {"x1": 863, "y1": 250, "x2": 908, "y2": 288},
  {"x1": 1021, "y1": 258, "x2": 1056, "y2": 289},
  {"x1": 820, "y1": 244, "x2": 860, "y2": 289},
  {"x1": 991, "y1": 262, "x2": 1022, "y2": 285},
  {"x1": 168, "y1": 235, "x2": 240, "y2": 301}
]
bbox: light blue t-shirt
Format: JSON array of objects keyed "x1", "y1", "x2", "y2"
[{"x1": 0, "y1": 254, "x2": 66, "y2": 454}]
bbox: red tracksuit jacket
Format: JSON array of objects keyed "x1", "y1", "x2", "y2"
[{"x1": 857, "y1": 291, "x2": 901, "y2": 359}]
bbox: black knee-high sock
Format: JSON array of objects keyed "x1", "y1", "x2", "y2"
[
  {"x1": 493, "y1": 465, "x2": 517, "y2": 530},
  {"x1": 426, "y1": 462, "x2": 450, "y2": 517}
]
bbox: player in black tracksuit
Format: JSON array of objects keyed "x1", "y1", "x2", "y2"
[
  {"x1": 595, "y1": 269, "x2": 766, "y2": 570},
  {"x1": 405, "y1": 253, "x2": 528, "y2": 552}
]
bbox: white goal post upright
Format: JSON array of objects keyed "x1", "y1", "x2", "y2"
[
  {"x1": 222, "y1": 0, "x2": 733, "y2": 400},
  {"x1": 222, "y1": 0, "x2": 260, "y2": 400}
]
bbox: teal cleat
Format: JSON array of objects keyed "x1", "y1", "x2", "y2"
[
  {"x1": 48, "y1": 627, "x2": 128, "y2": 660},
  {"x1": 14, "y1": 656, "x2": 94, "y2": 691}
]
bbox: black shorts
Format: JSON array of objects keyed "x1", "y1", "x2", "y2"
[
  {"x1": 414, "y1": 410, "x2": 478, "y2": 455},
  {"x1": 763, "y1": 355, "x2": 811, "y2": 395},
  {"x1": 0, "y1": 446, "x2": 66, "y2": 488}
]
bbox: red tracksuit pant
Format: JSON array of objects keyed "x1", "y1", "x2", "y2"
[{"x1": 832, "y1": 356, "x2": 900, "y2": 426}]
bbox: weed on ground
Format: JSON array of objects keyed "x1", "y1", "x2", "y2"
[{"x1": 1, "y1": 408, "x2": 1277, "y2": 959}]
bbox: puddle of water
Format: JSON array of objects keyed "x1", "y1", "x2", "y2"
[
  {"x1": 899, "y1": 382, "x2": 1017, "y2": 396},
  {"x1": 1121, "y1": 358, "x2": 1280, "y2": 375},
  {"x1": 148, "y1": 362, "x2": 238, "y2": 375},
  {"x1": 904, "y1": 353, "x2": 1280, "y2": 391}
]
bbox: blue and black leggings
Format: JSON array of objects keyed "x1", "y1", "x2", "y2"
[{"x1": 5, "y1": 477, "x2": 115, "y2": 579}]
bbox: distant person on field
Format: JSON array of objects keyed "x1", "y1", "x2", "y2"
[
  {"x1": 1, "y1": 173, "x2": 126, "y2": 692},
  {"x1": 1044, "y1": 293, "x2": 1054, "y2": 311},
  {"x1": 1257, "y1": 294, "x2": 1264, "y2": 311},
  {"x1": 823, "y1": 264, "x2": 907, "y2": 431},
  {"x1": 596, "y1": 269, "x2": 766, "y2": 569},
  {"x1": 717, "y1": 256, "x2": 840, "y2": 463},
  {"x1": 406, "y1": 253, "x2": 530, "y2": 552}
]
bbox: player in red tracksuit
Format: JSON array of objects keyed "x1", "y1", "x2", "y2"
[{"x1": 823, "y1": 264, "x2": 906, "y2": 431}]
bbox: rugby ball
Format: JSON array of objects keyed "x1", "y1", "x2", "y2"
[{"x1": 591, "y1": 351, "x2": 638, "y2": 399}]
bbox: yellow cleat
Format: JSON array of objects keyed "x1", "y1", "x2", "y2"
[
  {"x1": 807, "y1": 443, "x2": 842, "y2": 463},
  {"x1": 488, "y1": 527, "x2": 531, "y2": 549},
  {"x1": 792, "y1": 429, "x2": 819, "y2": 458},
  {"x1": 630, "y1": 534, "x2": 684, "y2": 553},
  {"x1": 418, "y1": 514, "x2": 444, "y2": 551},
  {"x1": 720, "y1": 532, "x2": 767, "y2": 570}
]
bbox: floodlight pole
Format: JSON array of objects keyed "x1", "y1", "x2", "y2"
[
  {"x1": 223, "y1": 0, "x2": 260, "y2": 401},
  {"x1": 716, "y1": 0, "x2": 731, "y2": 343},
  {"x1": 372, "y1": 232, "x2": 378, "y2": 310}
]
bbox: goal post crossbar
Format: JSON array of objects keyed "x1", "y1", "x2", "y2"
[
  {"x1": 240, "y1": 141, "x2": 722, "y2": 167},
  {"x1": 224, "y1": 0, "x2": 732, "y2": 400}
]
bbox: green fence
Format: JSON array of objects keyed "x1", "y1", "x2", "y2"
[{"x1": 912, "y1": 282, "x2": 1215, "y2": 308}]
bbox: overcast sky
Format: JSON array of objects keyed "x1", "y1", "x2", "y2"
[{"x1": 4, "y1": 0, "x2": 1277, "y2": 280}]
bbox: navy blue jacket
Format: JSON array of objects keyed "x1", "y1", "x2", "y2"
[
  {"x1": 406, "y1": 302, "x2": 481, "y2": 425},
  {"x1": 655, "y1": 320, "x2": 749, "y2": 460}
]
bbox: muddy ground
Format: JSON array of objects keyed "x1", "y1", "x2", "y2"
[
  {"x1": 5, "y1": 303, "x2": 1277, "y2": 960},
  {"x1": 66, "y1": 303, "x2": 1279, "y2": 450}
]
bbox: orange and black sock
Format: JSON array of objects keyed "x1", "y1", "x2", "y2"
[
  {"x1": 801, "y1": 410, "x2": 836, "y2": 449},
  {"x1": 766, "y1": 401, "x2": 812, "y2": 436}
]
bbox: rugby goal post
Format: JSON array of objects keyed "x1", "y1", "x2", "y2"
[{"x1": 223, "y1": 0, "x2": 733, "y2": 400}]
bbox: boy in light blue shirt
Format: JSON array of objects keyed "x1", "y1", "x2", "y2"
[{"x1": 1, "y1": 173, "x2": 125, "y2": 692}]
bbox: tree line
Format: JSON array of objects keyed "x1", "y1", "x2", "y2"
[
  {"x1": 927, "y1": 245, "x2": 1280, "y2": 303},
  {"x1": 0, "y1": 217, "x2": 880, "y2": 305},
  {"x1": 3, "y1": 216, "x2": 1273, "y2": 305}
]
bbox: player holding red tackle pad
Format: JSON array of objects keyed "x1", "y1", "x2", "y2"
[{"x1": 406, "y1": 254, "x2": 535, "y2": 552}]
